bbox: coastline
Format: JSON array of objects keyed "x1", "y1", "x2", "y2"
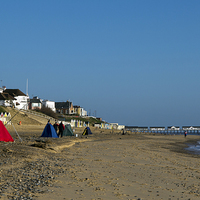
[{"x1": 1, "y1": 125, "x2": 200, "y2": 199}]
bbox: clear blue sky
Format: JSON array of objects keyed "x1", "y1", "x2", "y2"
[{"x1": 1, "y1": 0, "x2": 200, "y2": 127}]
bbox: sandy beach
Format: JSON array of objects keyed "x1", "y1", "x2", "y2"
[{"x1": 1, "y1": 124, "x2": 200, "y2": 200}]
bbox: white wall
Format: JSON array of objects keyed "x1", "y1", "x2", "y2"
[
  {"x1": 14, "y1": 96, "x2": 29, "y2": 110},
  {"x1": 0, "y1": 100, "x2": 12, "y2": 107},
  {"x1": 42, "y1": 100, "x2": 56, "y2": 112},
  {"x1": 117, "y1": 125, "x2": 125, "y2": 130},
  {"x1": 81, "y1": 108, "x2": 87, "y2": 116}
]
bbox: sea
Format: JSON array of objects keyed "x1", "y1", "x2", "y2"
[
  {"x1": 163, "y1": 131, "x2": 200, "y2": 155},
  {"x1": 138, "y1": 130, "x2": 200, "y2": 155},
  {"x1": 185, "y1": 141, "x2": 200, "y2": 155},
  {"x1": 160, "y1": 131, "x2": 200, "y2": 155}
]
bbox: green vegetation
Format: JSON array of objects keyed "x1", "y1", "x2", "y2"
[
  {"x1": 58, "y1": 114, "x2": 104, "y2": 126},
  {"x1": 0, "y1": 106, "x2": 105, "y2": 126},
  {"x1": 0, "y1": 106, "x2": 6, "y2": 113},
  {"x1": 35, "y1": 107, "x2": 58, "y2": 119}
]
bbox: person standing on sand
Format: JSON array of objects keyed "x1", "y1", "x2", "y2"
[
  {"x1": 184, "y1": 131, "x2": 187, "y2": 137},
  {"x1": 58, "y1": 121, "x2": 65, "y2": 137},
  {"x1": 53, "y1": 121, "x2": 59, "y2": 134},
  {"x1": 122, "y1": 129, "x2": 126, "y2": 135}
]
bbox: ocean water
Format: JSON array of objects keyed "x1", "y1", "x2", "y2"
[
  {"x1": 132, "y1": 130, "x2": 200, "y2": 155},
  {"x1": 148, "y1": 131, "x2": 200, "y2": 155},
  {"x1": 185, "y1": 141, "x2": 200, "y2": 155}
]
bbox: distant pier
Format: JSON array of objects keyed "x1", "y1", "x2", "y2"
[{"x1": 125, "y1": 126, "x2": 200, "y2": 135}]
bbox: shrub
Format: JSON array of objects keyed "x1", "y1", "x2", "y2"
[
  {"x1": 35, "y1": 107, "x2": 58, "y2": 119},
  {"x1": 0, "y1": 106, "x2": 6, "y2": 113}
]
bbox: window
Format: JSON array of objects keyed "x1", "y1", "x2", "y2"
[{"x1": 32, "y1": 103, "x2": 40, "y2": 107}]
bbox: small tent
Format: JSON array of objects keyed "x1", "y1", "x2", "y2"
[
  {"x1": 63, "y1": 124, "x2": 74, "y2": 136},
  {"x1": 82, "y1": 127, "x2": 92, "y2": 135},
  {"x1": 0, "y1": 120, "x2": 14, "y2": 142},
  {"x1": 41, "y1": 122, "x2": 59, "y2": 138}
]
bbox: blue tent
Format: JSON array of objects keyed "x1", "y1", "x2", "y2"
[
  {"x1": 82, "y1": 127, "x2": 93, "y2": 135},
  {"x1": 41, "y1": 123, "x2": 59, "y2": 138}
]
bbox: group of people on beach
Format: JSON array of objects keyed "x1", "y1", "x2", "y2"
[
  {"x1": 53, "y1": 121, "x2": 65, "y2": 137},
  {"x1": 48, "y1": 120, "x2": 65, "y2": 137}
]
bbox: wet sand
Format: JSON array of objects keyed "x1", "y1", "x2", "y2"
[{"x1": 2, "y1": 125, "x2": 200, "y2": 200}]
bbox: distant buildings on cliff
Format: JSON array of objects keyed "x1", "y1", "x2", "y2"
[
  {"x1": 0, "y1": 86, "x2": 87, "y2": 117},
  {"x1": 0, "y1": 86, "x2": 125, "y2": 130}
]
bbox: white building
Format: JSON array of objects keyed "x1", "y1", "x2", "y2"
[
  {"x1": 168, "y1": 126, "x2": 180, "y2": 131},
  {"x1": 3, "y1": 89, "x2": 29, "y2": 110},
  {"x1": 110, "y1": 123, "x2": 118, "y2": 129},
  {"x1": 42, "y1": 100, "x2": 56, "y2": 112},
  {"x1": 117, "y1": 125, "x2": 125, "y2": 130},
  {"x1": 80, "y1": 107, "x2": 87, "y2": 116},
  {"x1": 73, "y1": 105, "x2": 87, "y2": 116}
]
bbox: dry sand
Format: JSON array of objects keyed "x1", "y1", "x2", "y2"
[{"x1": 1, "y1": 123, "x2": 200, "y2": 200}]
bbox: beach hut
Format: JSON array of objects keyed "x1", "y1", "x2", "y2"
[
  {"x1": 0, "y1": 120, "x2": 14, "y2": 142},
  {"x1": 63, "y1": 124, "x2": 74, "y2": 136},
  {"x1": 41, "y1": 122, "x2": 59, "y2": 138},
  {"x1": 82, "y1": 127, "x2": 93, "y2": 135}
]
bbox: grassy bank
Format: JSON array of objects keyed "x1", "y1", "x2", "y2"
[{"x1": 0, "y1": 106, "x2": 105, "y2": 126}]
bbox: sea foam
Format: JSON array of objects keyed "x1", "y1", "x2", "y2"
[{"x1": 185, "y1": 141, "x2": 200, "y2": 155}]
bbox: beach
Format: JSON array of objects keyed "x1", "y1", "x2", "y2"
[{"x1": 1, "y1": 124, "x2": 200, "y2": 200}]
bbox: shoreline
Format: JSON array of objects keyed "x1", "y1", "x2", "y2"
[{"x1": 1, "y1": 125, "x2": 200, "y2": 199}]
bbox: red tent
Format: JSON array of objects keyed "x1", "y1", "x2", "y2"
[{"x1": 0, "y1": 121, "x2": 14, "y2": 142}]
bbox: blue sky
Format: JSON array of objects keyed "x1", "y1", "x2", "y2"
[{"x1": 1, "y1": 0, "x2": 200, "y2": 127}]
